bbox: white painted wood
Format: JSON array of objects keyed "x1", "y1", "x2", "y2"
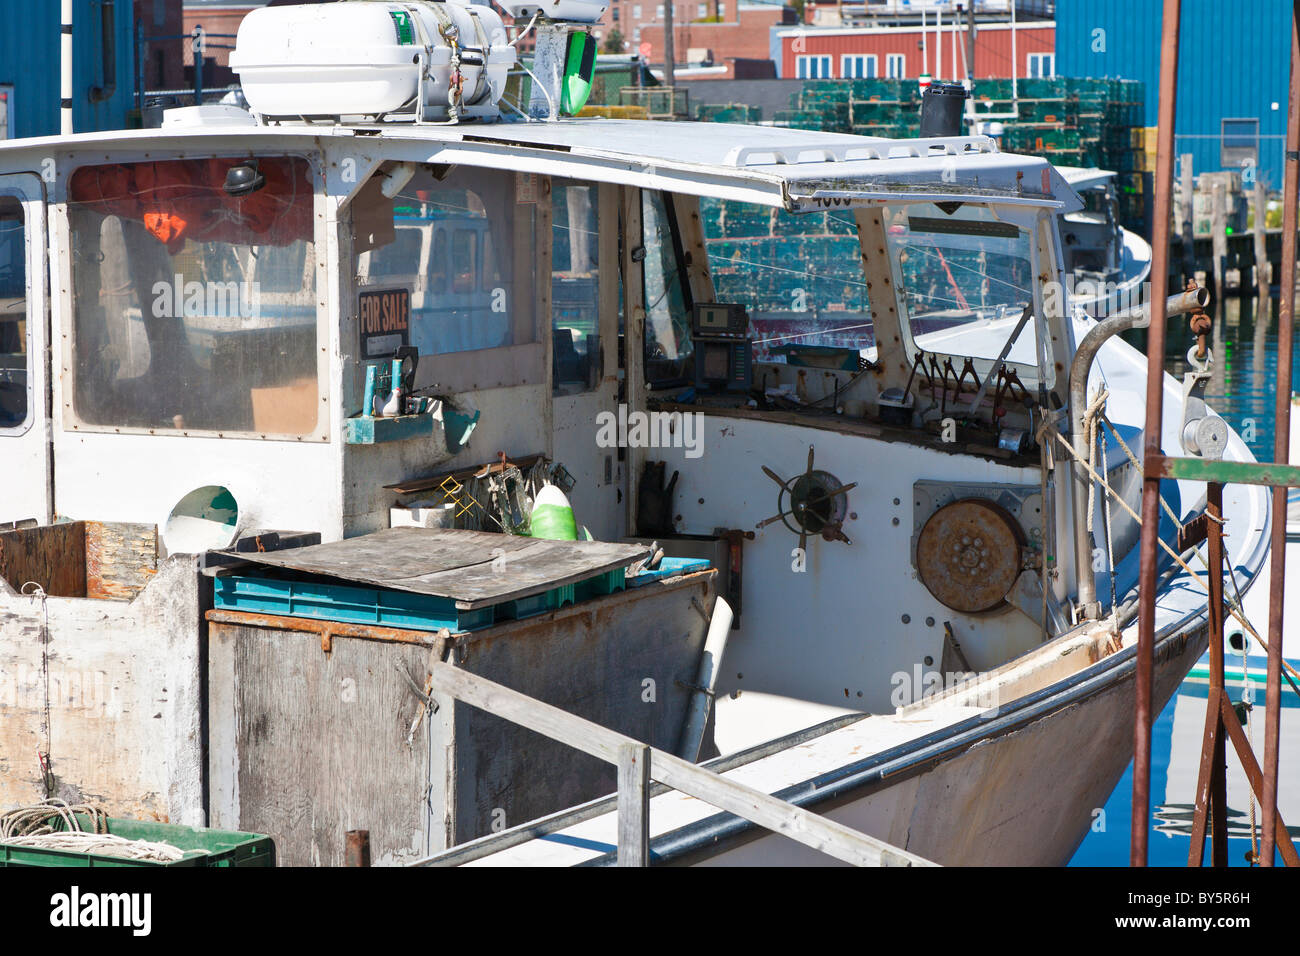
[
  {"x1": 0, "y1": 558, "x2": 204, "y2": 825},
  {"x1": 551, "y1": 181, "x2": 623, "y2": 541},
  {"x1": 0, "y1": 173, "x2": 50, "y2": 526}
]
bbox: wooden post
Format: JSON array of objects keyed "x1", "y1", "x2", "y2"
[
  {"x1": 1255, "y1": 173, "x2": 1271, "y2": 300},
  {"x1": 1180, "y1": 153, "x2": 1196, "y2": 283},
  {"x1": 616, "y1": 743, "x2": 650, "y2": 866},
  {"x1": 345, "y1": 829, "x2": 371, "y2": 867},
  {"x1": 1211, "y1": 179, "x2": 1228, "y2": 300}
]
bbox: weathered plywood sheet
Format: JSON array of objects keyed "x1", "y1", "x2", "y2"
[
  {"x1": 0, "y1": 522, "x2": 86, "y2": 597},
  {"x1": 449, "y1": 575, "x2": 716, "y2": 845},
  {"x1": 85, "y1": 522, "x2": 158, "y2": 601},
  {"x1": 0, "y1": 557, "x2": 203, "y2": 824},
  {"x1": 209, "y1": 571, "x2": 717, "y2": 864},
  {"x1": 225, "y1": 526, "x2": 650, "y2": 609},
  {"x1": 208, "y1": 623, "x2": 443, "y2": 867}
]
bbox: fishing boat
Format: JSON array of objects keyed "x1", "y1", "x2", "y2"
[
  {"x1": 0, "y1": 0, "x2": 1272, "y2": 867},
  {"x1": 1056, "y1": 166, "x2": 1153, "y2": 318}
]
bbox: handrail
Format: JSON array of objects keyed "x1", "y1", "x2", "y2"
[
  {"x1": 1066, "y1": 285, "x2": 1209, "y2": 618},
  {"x1": 408, "y1": 662, "x2": 937, "y2": 867}
]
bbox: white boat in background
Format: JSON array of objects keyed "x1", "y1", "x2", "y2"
[
  {"x1": 1057, "y1": 166, "x2": 1153, "y2": 318},
  {"x1": 0, "y1": 1, "x2": 1274, "y2": 868}
]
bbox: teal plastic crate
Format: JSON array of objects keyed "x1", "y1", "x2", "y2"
[
  {"x1": 217, "y1": 563, "x2": 644, "y2": 632},
  {"x1": 0, "y1": 816, "x2": 275, "y2": 867},
  {"x1": 214, "y1": 573, "x2": 496, "y2": 632}
]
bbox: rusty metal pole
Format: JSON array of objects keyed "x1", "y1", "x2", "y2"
[
  {"x1": 1188, "y1": 481, "x2": 1227, "y2": 867},
  {"x1": 345, "y1": 829, "x2": 371, "y2": 867},
  {"x1": 1133, "y1": 0, "x2": 1183, "y2": 868},
  {"x1": 1261, "y1": 0, "x2": 1300, "y2": 868},
  {"x1": 1206, "y1": 483, "x2": 1229, "y2": 865}
]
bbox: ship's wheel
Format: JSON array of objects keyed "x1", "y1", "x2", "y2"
[{"x1": 756, "y1": 445, "x2": 856, "y2": 550}]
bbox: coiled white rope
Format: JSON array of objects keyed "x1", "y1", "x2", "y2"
[
  {"x1": 3, "y1": 831, "x2": 185, "y2": 863},
  {"x1": 0, "y1": 799, "x2": 185, "y2": 863}
]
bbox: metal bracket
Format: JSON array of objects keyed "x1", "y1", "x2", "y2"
[{"x1": 1179, "y1": 346, "x2": 1229, "y2": 459}]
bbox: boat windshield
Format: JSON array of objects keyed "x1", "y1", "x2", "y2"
[
  {"x1": 66, "y1": 156, "x2": 320, "y2": 437},
  {"x1": 699, "y1": 199, "x2": 873, "y2": 365},
  {"x1": 884, "y1": 201, "x2": 1039, "y2": 368}
]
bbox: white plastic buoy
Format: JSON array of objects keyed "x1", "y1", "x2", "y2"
[{"x1": 162, "y1": 485, "x2": 242, "y2": 554}]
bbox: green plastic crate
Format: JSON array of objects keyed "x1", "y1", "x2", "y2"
[{"x1": 0, "y1": 816, "x2": 276, "y2": 867}]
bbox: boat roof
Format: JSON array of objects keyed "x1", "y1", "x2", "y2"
[
  {"x1": 1057, "y1": 165, "x2": 1118, "y2": 192},
  {"x1": 0, "y1": 116, "x2": 1083, "y2": 213}
]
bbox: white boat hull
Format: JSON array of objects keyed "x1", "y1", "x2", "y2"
[{"x1": 683, "y1": 626, "x2": 1204, "y2": 866}]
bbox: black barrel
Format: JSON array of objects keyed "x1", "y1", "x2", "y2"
[{"x1": 919, "y1": 81, "x2": 968, "y2": 138}]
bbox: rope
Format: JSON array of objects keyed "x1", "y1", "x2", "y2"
[
  {"x1": 0, "y1": 799, "x2": 184, "y2": 863},
  {"x1": 20, "y1": 582, "x2": 54, "y2": 798},
  {"x1": 2, "y1": 832, "x2": 185, "y2": 862}
]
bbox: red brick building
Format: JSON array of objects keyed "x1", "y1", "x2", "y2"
[
  {"x1": 635, "y1": 2, "x2": 792, "y2": 75},
  {"x1": 774, "y1": 20, "x2": 1054, "y2": 80}
]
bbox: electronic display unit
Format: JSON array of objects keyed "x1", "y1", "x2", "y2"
[
  {"x1": 692, "y1": 303, "x2": 751, "y2": 393},
  {"x1": 692, "y1": 302, "x2": 748, "y2": 339}
]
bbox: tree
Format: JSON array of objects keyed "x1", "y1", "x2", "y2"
[{"x1": 602, "y1": 28, "x2": 625, "y2": 54}]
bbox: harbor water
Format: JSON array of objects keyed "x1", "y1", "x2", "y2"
[{"x1": 1070, "y1": 296, "x2": 1300, "y2": 866}]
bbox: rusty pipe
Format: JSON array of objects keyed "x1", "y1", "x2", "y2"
[
  {"x1": 1133, "y1": 0, "x2": 1184, "y2": 868},
  {"x1": 1261, "y1": 0, "x2": 1300, "y2": 868},
  {"x1": 1067, "y1": 285, "x2": 1209, "y2": 619},
  {"x1": 345, "y1": 829, "x2": 371, "y2": 867}
]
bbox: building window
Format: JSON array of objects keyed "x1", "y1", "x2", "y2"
[
  {"x1": 1222, "y1": 118, "x2": 1260, "y2": 168},
  {"x1": 697, "y1": 2, "x2": 707, "y2": 16},
  {"x1": 718, "y1": 2, "x2": 725, "y2": 16},
  {"x1": 796, "y1": 55, "x2": 833, "y2": 80},
  {"x1": 1027, "y1": 53, "x2": 1055, "y2": 78},
  {"x1": 632, "y1": 4, "x2": 641, "y2": 17},
  {"x1": 842, "y1": 54, "x2": 877, "y2": 79},
  {"x1": 612, "y1": 6, "x2": 619, "y2": 19},
  {"x1": 633, "y1": 27, "x2": 641, "y2": 39},
  {"x1": 886, "y1": 53, "x2": 905, "y2": 78},
  {"x1": 656, "y1": 4, "x2": 663, "y2": 17}
]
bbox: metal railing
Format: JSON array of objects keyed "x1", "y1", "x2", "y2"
[
  {"x1": 1133, "y1": 0, "x2": 1299, "y2": 868},
  {"x1": 408, "y1": 661, "x2": 936, "y2": 867}
]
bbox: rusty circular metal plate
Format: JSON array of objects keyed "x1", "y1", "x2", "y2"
[{"x1": 916, "y1": 498, "x2": 1023, "y2": 613}]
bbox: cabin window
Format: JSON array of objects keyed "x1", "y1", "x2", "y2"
[
  {"x1": 66, "y1": 156, "x2": 322, "y2": 438},
  {"x1": 355, "y1": 164, "x2": 535, "y2": 360},
  {"x1": 0, "y1": 196, "x2": 27, "y2": 429},
  {"x1": 701, "y1": 198, "x2": 873, "y2": 363},
  {"x1": 885, "y1": 201, "x2": 1038, "y2": 369},
  {"x1": 552, "y1": 180, "x2": 602, "y2": 395},
  {"x1": 642, "y1": 190, "x2": 694, "y2": 388}
]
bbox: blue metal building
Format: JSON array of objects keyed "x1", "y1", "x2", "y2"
[
  {"x1": 0, "y1": 0, "x2": 136, "y2": 140},
  {"x1": 1056, "y1": 0, "x2": 1290, "y2": 188}
]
